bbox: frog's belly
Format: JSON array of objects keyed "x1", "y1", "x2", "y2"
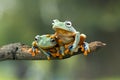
[
  {"x1": 58, "y1": 36, "x2": 74, "y2": 44},
  {"x1": 56, "y1": 31, "x2": 75, "y2": 44}
]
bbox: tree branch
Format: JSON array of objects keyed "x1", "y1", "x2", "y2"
[{"x1": 0, "y1": 41, "x2": 106, "y2": 60}]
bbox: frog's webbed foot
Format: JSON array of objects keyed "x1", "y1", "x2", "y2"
[
  {"x1": 47, "y1": 55, "x2": 51, "y2": 60},
  {"x1": 28, "y1": 46, "x2": 39, "y2": 56},
  {"x1": 28, "y1": 40, "x2": 40, "y2": 56},
  {"x1": 59, "y1": 55, "x2": 63, "y2": 59},
  {"x1": 31, "y1": 46, "x2": 36, "y2": 56},
  {"x1": 28, "y1": 48, "x2": 35, "y2": 56},
  {"x1": 51, "y1": 53, "x2": 63, "y2": 59},
  {"x1": 61, "y1": 53, "x2": 65, "y2": 56},
  {"x1": 42, "y1": 51, "x2": 51, "y2": 60},
  {"x1": 80, "y1": 42, "x2": 90, "y2": 56},
  {"x1": 51, "y1": 51, "x2": 60, "y2": 58},
  {"x1": 65, "y1": 49, "x2": 70, "y2": 55},
  {"x1": 44, "y1": 52, "x2": 51, "y2": 60}
]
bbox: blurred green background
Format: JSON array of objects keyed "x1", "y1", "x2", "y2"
[{"x1": 0, "y1": 0, "x2": 120, "y2": 80}]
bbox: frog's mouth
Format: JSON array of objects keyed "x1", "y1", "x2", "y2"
[
  {"x1": 53, "y1": 27, "x2": 74, "y2": 34},
  {"x1": 52, "y1": 19, "x2": 62, "y2": 30}
]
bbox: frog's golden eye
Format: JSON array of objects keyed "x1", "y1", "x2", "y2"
[{"x1": 65, "y1": 21, "x2": 72, "y2": 27}]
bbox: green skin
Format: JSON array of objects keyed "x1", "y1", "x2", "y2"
[
  {"x1": 36, "y1": 35, "x2": 56, "y2": 48},
  {"x1": 32, "y1": 34, "x2": 57, "y2": 58},
  {"x1": 52, "y1": 19, "x2": 80, "y2": 54}
]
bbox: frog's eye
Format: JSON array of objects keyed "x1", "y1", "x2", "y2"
[
  {"x1": 50, "y1": 38, "x2": 55, "y2": 43},
  {"x1": 35, "y1": 35, "x2": 40, "y2": 41},
  {"x1": 65, "y1": 21, "x2": 72, "y2": 27}
]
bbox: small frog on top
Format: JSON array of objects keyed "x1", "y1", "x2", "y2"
[{"x1": 29, "y1": 19, "x2": 90, "y2": 60}]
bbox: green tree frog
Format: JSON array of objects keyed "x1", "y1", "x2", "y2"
[
  {"x1": 52, "y1": 19, "x2": 90, "y2": 55},
  {"x1": 31, "y1": 34, "x2": 58, "y2": 60}
]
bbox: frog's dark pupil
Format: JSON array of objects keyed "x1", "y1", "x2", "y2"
[
  {"x1": 66, "y1": 23, "x2": 70, "y2": 25},
  {"x1": 51, "y1": 39, "x2": 55, "y2": 42},
  {"x1": 35, "y1": 38, "x2": 38, "y2": 41}
]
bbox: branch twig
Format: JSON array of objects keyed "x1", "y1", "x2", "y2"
[{"x1": 0, "y1": 41, "x2": 106, "y2": 60}]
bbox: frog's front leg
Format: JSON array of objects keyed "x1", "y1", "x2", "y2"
[
  {"x1": 29, "y1": 41, "x2": 39, "y2": 56},
  {"x1": 39, "y1": 48, "x2": 51, "y2": 60},
  {"x1": 28, "y1": 47, "x2": 36, "y2": 56},
  {"x1": 70, "y1": 31, "x2": 80, "y2": 54},
  {"x1": 31, "y1": 46, "x2": 36, "y2": 56}
]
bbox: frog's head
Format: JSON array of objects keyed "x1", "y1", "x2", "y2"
[
  {"x1": 34, "y1": 35, "x2": 56, "y2": 49},
  {"x1": 52, "y1": 19, "x2": 76, "y2": 32}
]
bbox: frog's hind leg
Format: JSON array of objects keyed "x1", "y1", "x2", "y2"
[
  {"x1": 79, "y1": 33, "x2": 86, "y2": 45},
  {"x1": 81, "y1": 42, "x2": 90, "y2": 56},
  {"x1": 79, "y1": 34, "x2": 90, "y2": 55},
  {"x1": 79, "y1": 33, "x2": 86, "y2": 52}
]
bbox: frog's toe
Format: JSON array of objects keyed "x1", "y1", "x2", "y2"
[
  {"x1": 31, "y1": 52, "x2": 35, "y2": 56},
  {"x1": 84, "y1": 42, "x2": 90, "y2": 51},
  {"x1": 88, "y1": 47, "x2": 90, "y2": 53},
  {"x1": 56, "y1": 53, "x2": 60, "y2": 56},
  {"x1": 51, "y1": 53, "x2": 57, "y2": 57},
  {"x1": 80, "y1": 45, "x2": 84, "y2": 52},
  {"x1": 83, "y1": 42, "x2": 90, "y2": 56},
  {"x1": 74, "y1": 46, "x2": 79, "y2": 52},
  {"x1": 65, "y1": 49, "x2": 69, "y2": 54},
  {"x1": 62, "y1": 53, "x2": 65, "y2": 56},
  {"x1": 28, "y1": 48, "x2": 33, "y2": 53},
  {"x1": 83, "y1": 49, "x2": 90, "y2": 56},
  {"x1": 35, "y1": 48, "x2": 39, "y2": 54},
  {"x1": 59, "y1": 55, "x2": 63, "y2": 59},
  {"x1": 47, "y1": 56, "x2": 51, "y2": 60},
  {"x1": 28, "y1": 48, "x2": 36, "y2": 56},
  {"x1": 70, "y1": 51, "x2": 74, "y2": 55},
  {"x1": 83, "y1": 50, "x2": 88, "y2": 56}
]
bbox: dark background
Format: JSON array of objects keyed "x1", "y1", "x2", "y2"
[{"x1": 0, "y1": 0, "x2": 120, "y2": 80}]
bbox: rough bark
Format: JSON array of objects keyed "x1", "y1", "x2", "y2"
[{"x1": 0, "y1": 41, "x2": 106, "y2": 60}]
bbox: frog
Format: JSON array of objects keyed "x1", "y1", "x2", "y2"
[
  {"x1": 51, "y1": 19, "x2": 90, "y2": 55},
  {"x1": 29, "y1": 34, "x2": 65, "y2": 60},
  {"x1": 29, "y1": 34, "x2": 58, "y2": 60}
]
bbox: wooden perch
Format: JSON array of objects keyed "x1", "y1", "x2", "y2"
[{"x1": 0, "y1": 41, "x2": 106, "y2": 60}]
